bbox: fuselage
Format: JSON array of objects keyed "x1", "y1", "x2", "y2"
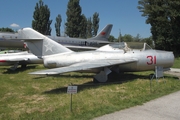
[
  {"x1": 0, "y1": 32, "x2": 110, "y2": 50},
  {"x1": 43, "y1": 49, "x2": 174, "y2": 73},
  {"x1": 0, "y1": 52, "x2": 42, "y2": 66}
]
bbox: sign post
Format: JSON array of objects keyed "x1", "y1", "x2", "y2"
[{"x1": 67, "y1": 83, "x2": 78, "y2": 112}]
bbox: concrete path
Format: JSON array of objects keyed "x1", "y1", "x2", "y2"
[
  {"x1": 94, "y1": 68, "x2": 180, "y2": 120},
  {"x1": 170, "y1": 68, "x2": 180, "y2": 72},
  {"x1": 94, "y1": 91, "x2": 180, "y2": 120}
]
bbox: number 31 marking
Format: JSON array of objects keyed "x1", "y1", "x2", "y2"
[{"x1": 147, "y1": 56, "x2": 156, "y2": 65}]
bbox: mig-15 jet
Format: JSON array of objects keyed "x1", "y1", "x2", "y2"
[
  {"x1": 19, "y1": 28, "x2": 174, "y2": 82},
  {"x1": 0, "y1": 24, "x2": 112, "y2": 70}
]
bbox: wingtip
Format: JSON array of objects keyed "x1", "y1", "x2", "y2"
[{"x1": 29, "y1": 71, "x2": 58, "y2": 75}]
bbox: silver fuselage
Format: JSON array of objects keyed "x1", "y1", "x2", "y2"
[{"x1": 43, "y1": 49, "x2": 174, "y2": 73}]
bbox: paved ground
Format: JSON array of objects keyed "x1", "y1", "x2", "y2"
[
  {"x1": 94, "y1": 68, "x2": 180, "y2": 120},
  {"x1": 165, "y1": 68, "x2": 180, "y2": 79}
]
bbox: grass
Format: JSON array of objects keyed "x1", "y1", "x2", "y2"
[
  {"x1": 0, "y1": 61, "x2": 180, "y2": 120},
  {"x1": 172, "y1": 57, "x2": 180, "y2": 68}
]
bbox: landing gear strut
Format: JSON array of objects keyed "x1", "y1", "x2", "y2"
[{"x1": 93, "y1": 67, "x2": 111, "y2": 82}]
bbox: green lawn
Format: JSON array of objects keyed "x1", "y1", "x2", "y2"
[
  {"x1": 0, "y1": 59, "x2": 180, "y2": 120},
  {"x1": 173, "y1": 57, "x2": 180, "y2": 68}
]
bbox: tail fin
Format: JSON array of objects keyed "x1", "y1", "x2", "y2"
[
  {"x1": 89, "y1": 24, "x2": 113, "y2": 41},
  {"x1": 18, "y1": 28, "x2": 72, "y2": 57}
]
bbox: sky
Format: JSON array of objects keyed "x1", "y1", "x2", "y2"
[{"x1": 0, "y1": 0, "x2": 151, "y2": 38}]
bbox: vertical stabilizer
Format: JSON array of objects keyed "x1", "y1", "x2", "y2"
[
  {"x1": 18, "y1": 28, "x2": 72, "y2": 57},
  {"x1": 89, "y1": 24, "x2": 113, "y2": 41}
]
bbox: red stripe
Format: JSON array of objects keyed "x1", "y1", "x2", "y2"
[
  {"x1": 0, "y1": 60, "x2": 6, "y2": 62},
  {"x1": 154, "y1": 56, "x2": 156, "y2": 64}
]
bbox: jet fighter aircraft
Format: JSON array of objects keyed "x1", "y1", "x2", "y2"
[
  {"x1": 0, "y1": 24, "x2": 112, "y2": 51},
  {"x1": 0, "y1": 51, "x2": 42, "y2": 70},
  {"x1": 19, "y1": 28, "x2": 174, "y2": 82}
]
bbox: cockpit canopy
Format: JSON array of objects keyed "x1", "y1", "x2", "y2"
[{"x1": 109, "y1": 42, "x2": 152, "y2": 51}]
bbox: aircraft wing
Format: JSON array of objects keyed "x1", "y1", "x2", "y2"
[
  {"x1": 29, "y1": 58, "x2": 138, "y2": 75},
  {"x1": 64, "y1": 45, "x2": 98, "y2": 50}
]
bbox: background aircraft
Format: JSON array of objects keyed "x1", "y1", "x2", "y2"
[
  {"x1": 0, "y1": 51, "x2": 42, "y2": 70},
  {"x1": 0, "y1": 24, "x2": 112, "y2": 51},
  {"x1": 0, "y1": 50, "x2": 22, "y2": 54},
  {"x1": 19, "y1": 28, "x2": 174, "y2": 82}
]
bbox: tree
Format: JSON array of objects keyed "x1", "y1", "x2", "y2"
[
  {"x1": 134, "y1": 34, "x2": 141, "y2": 42},
  {"x1": 118, "y1": 29, "x2": 123, "y2": 42},
  {"x1": 32, "y1": 0, "x2": 52, "y2": 35},
  {"x1": 108, "y1": 35, "x2": 117, "y2": 42},
  {"x1": 92, "y1": 12, "x2": 100, "y2": 36},
  {"x1": 65, "y1": 0, "x2": 82, "y2": 37},
  {"x1": 122, "y1": 34, "x2": 134, "y2": 42},
  {"x1": 46, "y1": 20, "x2": 52, "y2": 35},
  {"x1": 138, "y1": 0, "x2": 180, "y2": 56},
  {"x1": 79, "y1": 14, "x2": 87, "y2": 38},
  {"x1": 86, "y1": 17, "x2": 92, "y2": 38},
  {"x1": 0, "y1": 28, "x2": 14, "y2": 32},
  {"x1": 141, "y1": 36, "x2": 154, "y2": 48},
  {"x1": 55, "y1": 14, "x2": 62, "y2": 36}
]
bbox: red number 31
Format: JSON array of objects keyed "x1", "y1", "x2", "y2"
[{"x1": 147, "y1": 56, "x2": 156, "y2": 65}]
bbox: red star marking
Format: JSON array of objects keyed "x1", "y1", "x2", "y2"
[
  {"x1": 101, "y1": 32, "x2": 106, "y2": 35},
  {"x1": 23, "y1": 43, "x2": 27, "y2": 48}
]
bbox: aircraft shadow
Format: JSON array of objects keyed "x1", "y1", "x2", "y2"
[
  {"x1": 32, "y1": 73, "x2": 95, "y2": 80},
  {"x1": 43, "y1": 73, "x2": 149, "y2": 95},
  {"x1": 2, "y1": 65, "x2": 37, "y2": 74}
]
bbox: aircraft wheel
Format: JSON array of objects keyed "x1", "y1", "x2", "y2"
[
  {"x1": 21, "y1": 64, "x2": 27, "y2": 68},
  {"x1": 93, "y1": 78, "x2": 99, "y2": 83}
]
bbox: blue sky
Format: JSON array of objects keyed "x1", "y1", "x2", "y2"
[{"x1": 0, "y1": 0, "x2": 151, "y2": 38}]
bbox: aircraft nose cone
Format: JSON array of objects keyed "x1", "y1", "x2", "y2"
[
  {"x1": 157, "y1": 50, "x2": 174, "y2": 68},
  {"x1": 167, "y1": 52, "x2": 174, "y2": 67}
]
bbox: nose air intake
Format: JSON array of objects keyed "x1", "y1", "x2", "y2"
[{"x1": 169, "y1": 52, "x2": 175, "y2": 67}]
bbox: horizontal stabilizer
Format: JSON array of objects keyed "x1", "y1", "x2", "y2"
[{"x1": 18, "y1": 28, "x2": 73, "y2": 57}]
